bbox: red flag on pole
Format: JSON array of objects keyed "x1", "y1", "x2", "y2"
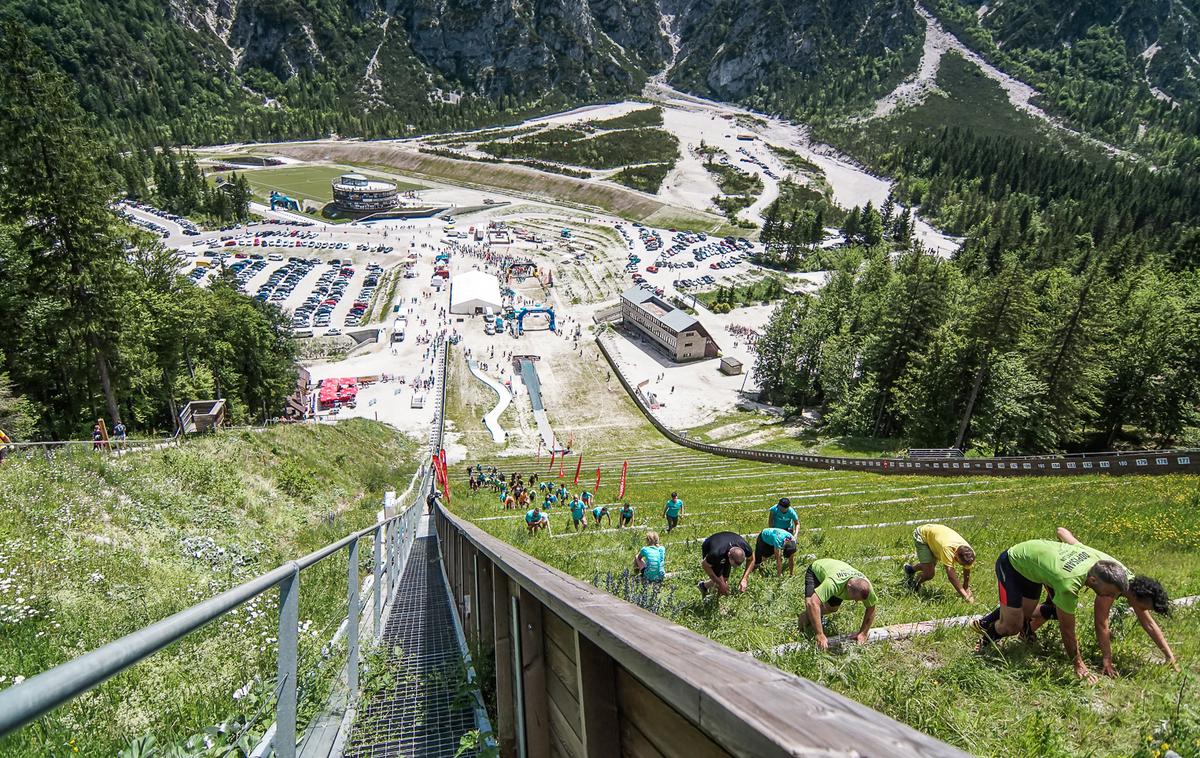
[
  {"x1": 440, "y1": 449, "x2": 451, "y2": 500},
  {"x1": 558, "y1": 453, "x2": 565, "y2": 478},
  {"x1": 618, "y1": 460, "x2": 628, "y2": 499},
  {"x1": 548, "y1": 450, "x2": 556, "y2": 472},
  {"x1": 573, "y1": 453, "x2": 583, "y2": 485},
  {"x1": 594, "y1": 467, "x2": 601, "y2": 496}
]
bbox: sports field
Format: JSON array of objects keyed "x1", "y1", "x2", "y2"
[
  {"x1": 211, "y1": 165, "x2": 424, "y2": 207},
  {"x1": 449, "y1": 445, "x2": 1200, "y2": 757}
]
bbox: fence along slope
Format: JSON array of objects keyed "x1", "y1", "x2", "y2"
[
  {"x1": 595, "y1": 333, "x2": 1200, "y2": 477},
  {"x1": 434, "y1": 504, "x2": 968, "y2": 757}
]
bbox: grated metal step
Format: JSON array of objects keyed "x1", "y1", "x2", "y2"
[{"x1": 343, "y1": 536, "x2": 477, "y2": 758}]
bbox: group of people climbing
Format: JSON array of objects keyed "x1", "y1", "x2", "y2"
[{"x1": 494, "y1": 477, "x2": 1178, "y2": 678}]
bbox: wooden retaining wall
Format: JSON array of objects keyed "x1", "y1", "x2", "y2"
[
  {"x1": 595, "y1": 334, "x2": 1200, "y2": 477},
  {"x1": 434, "y1": 506, "x2": 968, "y2": 757}
]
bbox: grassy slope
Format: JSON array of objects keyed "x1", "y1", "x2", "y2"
[
  {"x1": 0, "y1": 420, "x2": 419, "y2": 756},
  {"x1": 450, "y1": 440, "x2": 1200, "y2": 756}
]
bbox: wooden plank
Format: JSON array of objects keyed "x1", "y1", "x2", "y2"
[
  {"x1": 519, "y1": 588, "x2": 551, "y2": 758},
  {"x1": 439, "y1": 508, "x2": 970, "y2": 758},
  {"x1": 544, "y1": 657, "x2": 581, "y2": 737},
  {"x1": 576, "y1": 632, "x2": 620, "y2": 758},
  {"x1": 616, "y1": 669, "x2": 729, "y2": 758},
  {"x1": 542, "y1": 608, "x2": 577, "y2": 664},
  {"x1": 620, "y1": 717, "x2": 665, "y2": 758},
  {"x1": 492, "y1": 566, "x2": 517, "y2": 757},
  {"x1": 544, "y1": 638, "x2": 581, "y2": 714},
  {"x1": 547, "y1": 694, "x2": 584, "y2": 758},
  {"x1": 477, "y1": 555, "x2": 495, "y2": 651}
]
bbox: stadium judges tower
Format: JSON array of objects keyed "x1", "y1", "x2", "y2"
[{"x1": 331, "y1": 173, "x2": 399, "y2": 213}]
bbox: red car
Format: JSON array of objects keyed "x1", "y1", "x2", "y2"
[
  {"x1": 234, "y1": 252, "x2": 248, "y2": 259},
  {"x1": 646, "y1": 265, "x2": 658, "y2": 273}
]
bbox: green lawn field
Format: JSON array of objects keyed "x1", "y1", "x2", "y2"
[
  {"x1": 0, "y1": 420, "x2": 418, "y2": 756},
  {"x1": 212, "y1": 165, "x2": 424, "y2": 207},
  {"x1": 448, "y1": 444, "x2": 1200, "y2": 757}
]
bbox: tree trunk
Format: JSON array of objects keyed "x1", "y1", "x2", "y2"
[
  {"x1": 955, "y1": 353, "x2": 989, "y2": 450},
  {"x1": 93, "y1": 345, "x2": 121, "y2": 425}
]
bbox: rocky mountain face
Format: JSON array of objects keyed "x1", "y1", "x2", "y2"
[
  {"x1": 10, "y1": 0, "x2": 1193, "y2": 147},
  {"x1": 672, "y1": 0, "x2": 912, "y2": 100}
]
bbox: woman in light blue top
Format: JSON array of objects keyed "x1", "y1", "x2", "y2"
[{"x1": 635, "y1": 532, "x2": 666, "y2": 582}]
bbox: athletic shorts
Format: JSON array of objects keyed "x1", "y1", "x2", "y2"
[
  {"x1": 753, "y1": 535, "x2": 776, "y2": 564},
  {"x1": 804, "y1": 567, "x2": 842, "y2": 607},
  {"x1": 913, "y1": 527, "x2": 935, "y2": 565},
  {"x1": 666, "y1": 515, "x2": 678, "y2": 527},
  {"x1": 572, "y1": 516, "x2": 584, "y2": 525},
  {"x1": 995, "y1": 550, "x2": 1041, "y2": 609},
  {"x1": 620, "y1": 515, "x2": 632, "y2": 525}
]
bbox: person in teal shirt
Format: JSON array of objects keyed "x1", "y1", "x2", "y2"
[
  {"x1": 569, "y1": 497, "x2": 587, "y2": 531},
  {"x1": 635, "y1": 532, "x2": 666, "y2": 582},
  {"x1": 557, "y1": 484, "x2": 569, "y2": 502},
  {"x1": 545, "y1": 492, "x2": 557, "y2": 507},
  {"x1": 664, "y1": 492, "x2": 684, "y2": 532},
  {"x1": 768, "y1": 497, "x2": 799, "y2": 535},
  {"x1": 592, "y1": 505, "x2": 611, "y2": 527},
  {"x1": 618, "y1": 503, "x2": 635, "y2": 528},
  {"x1": 581, "y1": 490, "x2": 593, "y2": 508},
  {"x1": 740, "y1": 528, "x2": 799, "y2": 588},
  {"x1": 524, "y1": 507, "x2": 548, "y2": 534}
]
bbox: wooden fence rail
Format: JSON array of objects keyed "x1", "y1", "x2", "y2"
[
  {"x1": 595, "y1": 333, "x2": 1200, "y2": 477},
  {"x1": 433, "y1": 505, "x2": 968, "y2": 758}
]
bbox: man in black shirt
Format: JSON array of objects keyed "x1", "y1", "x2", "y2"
[{"x1": 698, "y1": 531, "x2": 752, "y2": 598}]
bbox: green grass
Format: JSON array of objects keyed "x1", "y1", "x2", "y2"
[
  {"x1": 212, "y1": 165, "x2": 423, "y2": 208},
  {"x1": 449, "y1": 443, "x2": 1200, "y2": 757},
  {"x1": 0, "y1": 420, "x2": 419, "y2": 756}
]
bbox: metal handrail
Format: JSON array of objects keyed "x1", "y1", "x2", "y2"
[
  {"x1": 0, "y1": 334, "x2": 451, "y2": 754},
  {"x1": 0, "y1": 474, "x2": 429, "y2": 756}
]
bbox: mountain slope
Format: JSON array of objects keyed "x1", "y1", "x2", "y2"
[
  {"x1": 667, "y1": 0, "x2": 924, "y2": 115},
  {"x1": 1, "y1": 0, "x2": 664, "y2": 144}
]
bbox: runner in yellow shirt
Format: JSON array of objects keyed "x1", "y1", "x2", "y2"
[
  {"x1": 1025, "y1": 527, "x2": 1178, "y2": 677},
  {"x1": 972, "y1": 538, "x2": 1129, "y2": 681},
  {"x1": 903, "y1": 523, "x2": 976, "y2": 602}
]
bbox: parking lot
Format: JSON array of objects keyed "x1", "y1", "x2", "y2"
[{"x1": 613, "y1": 223, "x2": 761, "y2": 297}]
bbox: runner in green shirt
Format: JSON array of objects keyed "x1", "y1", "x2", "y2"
[
  {"x1": 973, "y1": 538, "x2": 1129, "y2": 681},
  {"x1": 1025, "y1": 527, "x2": 1178, "y2": 677},
  {"x1": 798, "y1": 558, "x2": 877, "y2": 650}
]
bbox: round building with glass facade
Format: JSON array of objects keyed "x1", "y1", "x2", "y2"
[{"x1": 331, "y1": 173, "x2": 398, "y2": 212}]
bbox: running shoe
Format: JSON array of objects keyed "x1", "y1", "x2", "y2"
[
  {"x1": 697, "y1": 580, "x2": 708, "y2": 598},
  {"x1": 903, "y1": 564, "x2": 918, "y2": 590}
]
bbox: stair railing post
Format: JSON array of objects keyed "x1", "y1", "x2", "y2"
[
  {"x1": 347, "y1": 537, "x2": 360, "y2": 696},
  {"x1": 373, "y1": 524, "x2": 383, "y2": 639},
  {"x1": 276, "y1": 564, "x2": 300, "y2": 758}
]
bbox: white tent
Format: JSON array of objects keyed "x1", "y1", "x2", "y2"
[{"x1": 449, "y1": 270, "x2": 503, "y2": 314}]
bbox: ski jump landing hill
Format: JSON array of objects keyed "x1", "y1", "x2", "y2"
[{"x1": 516, "y1": 356, "x2": 557, "y2": 450}]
